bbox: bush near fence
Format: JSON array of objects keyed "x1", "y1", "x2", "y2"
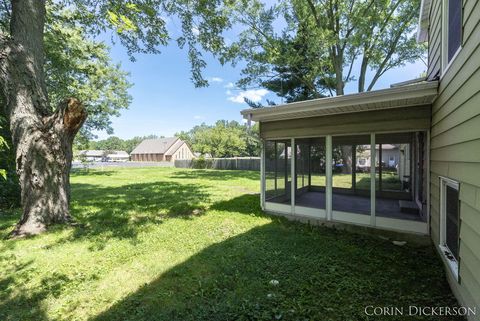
[{"x1": 175, "y1": 157, "x2": 260, "y2": 171}]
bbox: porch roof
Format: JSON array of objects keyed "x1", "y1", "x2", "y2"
[{"x1": 240, "y1": 81, "x2": 438, "y2": 123}]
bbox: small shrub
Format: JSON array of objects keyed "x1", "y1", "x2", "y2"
[{"x1": 192, "y1": 157, "x2": 214, "y2": 169}]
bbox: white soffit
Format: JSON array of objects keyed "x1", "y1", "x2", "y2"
[{"x1": 240, "y1": 81, "x2": 438, "y2": 122}]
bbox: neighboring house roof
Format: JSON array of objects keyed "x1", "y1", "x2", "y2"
[
  {"x1": 240, "y1": 81, "x2": 438, "y2": 122},
  {"x1": 165, "y1": 139, "x2": 184, "y2": 156},
  {"x1": 79, "y1": 150, "x2": 104, "y2": 157},
  {"x1": 168, "y1": 140, "x2": 196, "y2": 157},
  {"x1": 131, "y1": 137, "x2": 182, "y2": 155},
  {"x1": 417, "y1": 0, "x2": 432, "y2": 43}
]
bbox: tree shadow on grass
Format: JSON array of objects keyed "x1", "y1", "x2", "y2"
[
  {"x1": 89, "y1": 222, "x2": 461, "y2": 321},
  {"x1": 0, "y1": 259, "x2": 72, "y2": 321},
  {"x1": 168, "y1": 169, "x2": 259, "y2": 181},
  {"x1": 58, "y1": 181, "x2": 210, "y2": 248}
]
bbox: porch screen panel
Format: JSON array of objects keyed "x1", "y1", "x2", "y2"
[
  {"x1": 295, "y1": 138, "x2": 326, "y2": 209},
  {"x1": 355, "y1": 145, "x2": 372, "y2": 191},
  {"x1": 375, "y1": 132, "x2": 426, "y2": 222},
  {"x1": 332, "y1": 135, "x2": 371, "y2": 215},
  {"x1": 265, "y1": 140, "x2": 291, "y2": 204}
]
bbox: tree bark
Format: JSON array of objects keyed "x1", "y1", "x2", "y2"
[
  {"x1": 0, "y1": 0, "x2": 87, "y2": 237},
  {"x1": 358, "y1": 54, "x2": 368, "y2": 93}
]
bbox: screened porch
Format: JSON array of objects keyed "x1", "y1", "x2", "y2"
[
  {"x1": 262, "y1": 131, "x2": 429, "y2": 234},
  {"x1": 243, "y1": 82, "x2": 437, "y2": 235}
]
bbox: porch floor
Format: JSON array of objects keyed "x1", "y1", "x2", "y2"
[{"x1": 291, "y1": 192, "x2": 425, "y2": 222}]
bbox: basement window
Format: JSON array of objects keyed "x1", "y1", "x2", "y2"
[{"x1": 439, "y1": 177, "x2": 460, "y2": 281}]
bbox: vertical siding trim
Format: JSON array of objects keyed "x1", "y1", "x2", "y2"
[
  {"x1": 370, "y1": 133, "x2": 376, "y2": 226},
  {"x1": 326, "y1": 135, "x2": 333, "y2": 221}
]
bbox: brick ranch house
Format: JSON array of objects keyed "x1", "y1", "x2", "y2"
[
  {"x1": 130, "y1": 137, "x2": 194, "y2": 162},
  {"x1": 241, "y1": 0, "x2": 480, "y2": 318}
]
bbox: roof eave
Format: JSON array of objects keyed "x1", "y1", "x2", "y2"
[{"x1": 241, "y1": 81, "x2": 438, "y2": 122}]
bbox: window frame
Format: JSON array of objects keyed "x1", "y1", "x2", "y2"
[
  {"x1": 441, "y1": 0, "x2": 463, "y2": 77},
  {"x1": 439, "y1": 176, "x2": 460, "y2": 281}
]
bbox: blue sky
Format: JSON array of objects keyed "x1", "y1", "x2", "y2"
[{"x1": 96, "y1": 29, "x2": 427, "y2": 140}]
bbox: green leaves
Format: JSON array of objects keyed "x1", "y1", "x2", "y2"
[
  {"x1": 221, "y1": 0, "x2": 426, "y2": 99},
  {"x1": 44, "y1": 3, "x2": 132, "y2": 141},
  {"x1": 61, "y1": 0, "x2": 236, "y2": 87},
  {"x1": 107, "y1": 11, "x2": 138, "y2": 34}
]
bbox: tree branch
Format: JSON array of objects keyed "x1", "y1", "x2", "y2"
[{"x1": 366, "y1": 10, "x2": 416, "y2": 91}]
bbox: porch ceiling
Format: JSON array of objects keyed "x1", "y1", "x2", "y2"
[{"x1": 241, "y1": 81, "x2": 438, "y2": 123}]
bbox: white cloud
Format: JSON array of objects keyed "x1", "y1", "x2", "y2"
[
  {"x1": 225, "y1": 89, "x2": 232, "y2": 95},
  {"x1": 194, "y1": 115, "x2": 205, "y2": 120},
  {"x1": 224, "y1": 82, "x2": 234, "y2": 89},
  {"x1": 191, "y1": 27, "x2": 200, "y2": 36},
  {"x1": 209, "y1": 77, "x2": 223, "y2": 83},
  {"x1": 227, "y1": 89, "x2": 269, "y2": 104}
]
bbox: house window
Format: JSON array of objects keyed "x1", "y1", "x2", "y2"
[
  {"x1": 442, "y1": 0, "x2": 462, "y2": 72},
  {"x1": 439, "y1": 177, "x2": 460, "y2": 280}
]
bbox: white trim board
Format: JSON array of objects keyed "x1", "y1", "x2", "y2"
[
  {"x1": 265, "y1": 202, "x2": 292, "y2": 215},
  {"x1": 438, "y1": 176, "x2": 460, "y2": 281},
  {"x1": 376, "y1": 217, "x2": 428, "y2": 235},
  {"x1": 241, "y1": 82, "x2": 438, "y2": 122},
  {"x1": 332, "y1": 211, "x2": 371, "y2": 226},
  {"x1": 294, "y1": 206, "x2": 327, "y2": 219}
]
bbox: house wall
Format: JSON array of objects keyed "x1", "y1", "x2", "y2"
[
  {"x1": 172, "y1": 143, "x2": 195, "y2": 161},
  {"x1": 428, "y1": 0, "x2": 480, "y2": 315},
  {"x1": 131, "y1": 153, "x2": 165, "y2": 162},
  {"x1": 260, "y1": 106, "x2": 431, "y2": 139},
  {"x1": 379, "y1": 149, "x2": 400, "y2": 167},
  {"x1": 427, "y1": 0, "x2": 442, "y2": 80}
]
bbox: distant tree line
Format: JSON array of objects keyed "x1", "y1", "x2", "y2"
[
  {"x1": 175, "y1": 120, "x2": 260, "y2": 158},
  {"x1": 72, "y1": 119, "x2": 260, "y2": 159},
  {"x1": 75, "y1": 134, "x2": 162, "y2": 154}
]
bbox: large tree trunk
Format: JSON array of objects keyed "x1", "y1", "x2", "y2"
[{"x1": 0, "y1": 0, "x2": 86, "y2": 237}]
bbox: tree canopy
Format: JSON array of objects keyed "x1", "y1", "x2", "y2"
[
  {"x1": 77, "y1": 134, "x2": 161, "y2": 154},
  {"x1": 222, "y1": 0, "x2": 426, "y2": 98},
  {"x1": 0, "y1": 3, "x2": 132, "y2": 141},
  {"x1": 176, "y1": 120, "x2": 260, "y2": 158},
  {"x1": 0, "y1": 0, "x2": 243, "y2": 233}
]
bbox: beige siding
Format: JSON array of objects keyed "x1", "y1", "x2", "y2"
[
  {"x1": 171, "y1": 143, "x2": 195, "y2": 161},
  {"x1": 260, "y1": 106, "x2": 431, "y2": 139},
  {"x1": 429, "y1": 0, "x2": 480, "y2": 316}
]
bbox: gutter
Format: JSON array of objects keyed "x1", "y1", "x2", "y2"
[{"x1": 241, "y1": 81, "x2": 438, "y2": 122}]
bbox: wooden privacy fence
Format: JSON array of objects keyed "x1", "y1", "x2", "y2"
[{"x1": 175, "y1": 157, "x2": 260, "y2": 171}]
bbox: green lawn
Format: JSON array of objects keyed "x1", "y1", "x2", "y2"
[
  {"x1": 0, "y1": 167, "x2": 460, "y2": 321},
  {"x1": 268, "y1": 172, "x2": 402, "y2": 194}
]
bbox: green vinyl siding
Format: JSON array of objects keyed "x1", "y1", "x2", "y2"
[
  {"x1": 429, "y1": 0, "x2": 480, "y2": 316},
  {"x1": 427, "y1": 0, "x2": 442, "y2": 79},
  {"x1": 464, "y1": 0, "x2": 480, "y2": 40}
]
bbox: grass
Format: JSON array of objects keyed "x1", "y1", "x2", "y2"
[
  {"x1": 267, "y1": 172, "x2": 402, "y2": 195},
  {"x1": 0, "y1": 167, "x2": 461, "y2": 321}
]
